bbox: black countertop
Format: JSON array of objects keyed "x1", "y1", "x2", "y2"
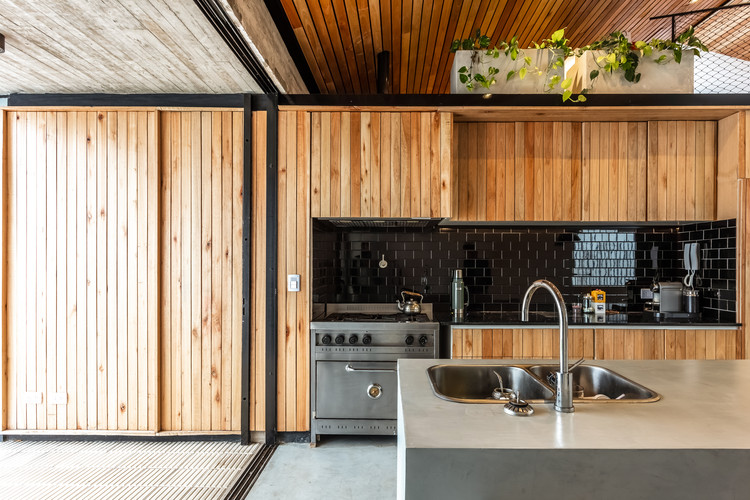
[{"x1": 437, "y1": 311, "x2": 740, "y2": 328}]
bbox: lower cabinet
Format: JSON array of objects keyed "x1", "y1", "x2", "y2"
[
  {"x1": 451, "y1": 328, "x2": 594, "y2": 360},
  {"x1": 451, "y1": 328, "x2": 742, "y2": 360}
]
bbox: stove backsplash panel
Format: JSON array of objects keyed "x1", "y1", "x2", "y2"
[{"x1": 312, "y1": 220, "x2": 736, "y2": 319}]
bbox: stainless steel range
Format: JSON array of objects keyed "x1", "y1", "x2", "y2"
[{"x1": 310, "y1": 303, "x2": 439, "y2": 444}]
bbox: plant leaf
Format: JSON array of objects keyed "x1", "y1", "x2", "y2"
[
  {"x1": 506, "y1": 70, "x2": 516, "y2": 81},
  {"x1": 674, "y1": 47, "x2": 682, "y2": 64},
  {"x1": 562, "y1": 90, "x2": 572, "y2": 102},
  {"x1": 551, "y1": 29, "x2": 564, "y2": 43},
  {"x1": 519, "y1": 67, "x2": 527, "y2": 80},
  {"x1": 589, "y1": 69, "x2": 599, "y2": 80},
  {"x1": 577, "y1": 95, "x2": 587, "y2": 102},
  {"x1": 524, "y1": 56, "x2": 532, "y2": 66},
  {"x1": 450, "y1": 40, "x2": 460, "y2": 52},
  {"x1": 560, "y1": 77, "x2": 572, "y2": 89},
  {"x1": 459, "y1": 73, "x2": 469, "y2": 83},
  {"x1": 458, "y1": 66, "x2": 468, "y2": 73}
]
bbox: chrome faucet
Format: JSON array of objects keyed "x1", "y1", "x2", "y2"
[{"x1": 521, "y1": 280, "x2": 574, "y2": 413}]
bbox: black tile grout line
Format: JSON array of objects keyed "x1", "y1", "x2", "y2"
[{"x1": 312, "y1": 220, "x2": 737, "y2": 317}]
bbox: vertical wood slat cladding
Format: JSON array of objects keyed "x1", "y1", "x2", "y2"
[
  {"x1": 3, "y1": 110, "x2": 243, "y2": 432},
  {"x1": 250, "y1": 112, "x2": 267, "y2": 432},
  {"x1": 453, "y1": 122, "x2": 581, "y2": 221},
  {"x1": 277, "y1": 111, "x2": 311, "y2": 432},
  {"x1": 451, "y1": 329, "x2": 594, "y2": 360},
  {"x1": 159, "y1": 111, "x2": 243, "y2": 432},
  {"x1": 582, "y1": 122, "x2": 647, "y2": 221},
  {"x1": 593, "y1": 329, "x2": 740, "y2": 360},
  {"x1": 739, "y1": 179, "x2": 749, "y2": 361},
  {"x1": 4, "y1": 111, "x2": 159, "y2": 431},
  {"x1": 0, "y1": 110, "x2": 5, "y2": 430},
  {"x1": 454, "y1": 120, "x2": 718, "y2": 222},
  {"x1": 647, "y1": 121, "x2": 717, "y2": 221},
  {"x1": 310, "y1": 111, "x2": 452, "y2": 218}
]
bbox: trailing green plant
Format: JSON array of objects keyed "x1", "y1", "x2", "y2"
[
  {"x1": 449, "y1": 28, "x2": 586, "y2": 102},
  {"x1": 529, "y1": 28, "x2": 586, "y2": 102},
  {"x1": 579, "y1": 26, "x2": 708, "y2": 87},
  {"x1": 449, "y1": 30, "x2": 522, "y2": 91}
]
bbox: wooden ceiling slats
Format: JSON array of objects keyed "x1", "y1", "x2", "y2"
[
  {"x1": 281, "y1": 0, "x2": 741, "y2": 94},
  {"x1": 405, "y1": 0, "x2": 424, "y2": 93},
  {"x1": 391, "y1": 0, "x2": 403, "y2": 93},
  {"x1": 413, "y1": 0, "x2": 436, "y2": 93},
  {"x1": 330, "y1": 0, "x2": 363, "y2": 93},
  {"x1": 424, "y1": 1, "x2": 453, "y2": 93},
  {"x1": 356, "y1": 0, "x2": 377, "y2": 93},
  {"x1": 432, "y1": 0, "x2": 467, "y2": 94}
]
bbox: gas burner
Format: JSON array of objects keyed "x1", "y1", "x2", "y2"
[{"x1": 324, "y1": 312, "x2": 431, "y2": 323}]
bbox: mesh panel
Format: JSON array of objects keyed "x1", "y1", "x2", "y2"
[{"x1": 656, "y1": 2, "x2": 750, "y2": 94}]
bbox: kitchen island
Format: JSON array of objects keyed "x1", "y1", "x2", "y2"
[{"x1": 397, "y1": 359, "x2": 750, "y2": 500}]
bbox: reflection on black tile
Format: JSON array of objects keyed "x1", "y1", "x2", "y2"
[{"x1": 312, "y1": 219, "x2": 736, "y2": 314}]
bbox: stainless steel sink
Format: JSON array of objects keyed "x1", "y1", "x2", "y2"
[
  {"x1": 426, "y1": 364, "x2": 554, "y2": 403},
  {"x1": 527, "y1": 364, "x2": 661, "y2": 402},
  {"x1": 427, "y1": 364, "x2": 660, "y2": 404}
]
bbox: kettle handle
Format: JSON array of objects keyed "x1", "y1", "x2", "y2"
[
  {"x1": 464, "y1": 286, "x2": 470, "y2": 307},
  {"x1": 401, "y1": 290, "x2": 423, "y2": 303}
]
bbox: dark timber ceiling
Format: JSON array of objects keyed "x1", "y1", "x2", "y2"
[{"x1": 270, "y1": 0, "x2": 742, "y2": 94}]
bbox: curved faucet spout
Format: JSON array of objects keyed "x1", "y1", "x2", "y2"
[{"x1": 521, "y1": 279, "x2": 574, "y2": 413}]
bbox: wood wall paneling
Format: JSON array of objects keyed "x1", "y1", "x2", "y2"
[
  {"x1": 0, "y1": 109, "x2": 5, "y2": 430},
  {"x1": 277, "y1": 111, "x2": 311, "y2": 432},
  {"x1": 310, "y1": 111, "x2": 452, "y2": 218},
  {"x1": 5, "y1": 111, "x2": 159, "y2": 431},
  {"x1": 739, "y1": 179, "x2": 749, "y2": 361},
  {"x1": 250, "y1": 111, "x2": 267, "y2": 432},
  {"x1": 3, "y1": 109, "x2": 243, "y2": 433},
  {"x1": 158, "y1": 111, "x2": 244, "y2": 432}
]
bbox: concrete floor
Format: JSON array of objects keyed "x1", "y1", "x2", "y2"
[{"x1": 247, "y1": 436, "x2": 397, "y2": 499}]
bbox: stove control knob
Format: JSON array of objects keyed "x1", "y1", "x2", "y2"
[
  {"x1": 348, "y1": 334, "x2": 358, "y2": 345},
  {"x1": 321, "y1": 334, "x2": 332, "y2": 345},
  {"x1": 362, "y1": 334, "x2": 372, "y2": 345},
  {"x1": 335, "y1": 334, "x2": 345, "y2": 345},
  {"x1": 405, "y1": 335, "x2": 414, "y2": 346},
  {"x1": 419, "y1": 335, "x2": 429, "y2": 347}
]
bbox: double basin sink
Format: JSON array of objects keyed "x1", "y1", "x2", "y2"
[{"x1": 427, "y1": 363, "x2": 660, "y2": 404}]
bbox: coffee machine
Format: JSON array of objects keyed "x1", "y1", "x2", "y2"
[{"x1": 450, "y1": 269, "x2": 470, "y2": 320}]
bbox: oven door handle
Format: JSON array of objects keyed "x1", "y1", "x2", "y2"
[{"x1": 344, "y1": 364, "x2": 397, "y2": 374}]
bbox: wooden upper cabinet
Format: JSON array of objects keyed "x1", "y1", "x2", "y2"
[
  {"x1": 582, "y1": 122, "x2": 648, "y2": 221},
  {"x1": 310, "y1": 111, "x2": 452, "y2": 218},
  {"x1": 452, "y1": 122, "x2": 582, "y2": 221},
  {"x1": 647, "y1": 121, "x2": 717, "y2": 221}
]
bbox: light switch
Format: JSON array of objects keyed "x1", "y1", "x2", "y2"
[{"x1": 288, "y1": 274, "x2": 300, "y2": 292}]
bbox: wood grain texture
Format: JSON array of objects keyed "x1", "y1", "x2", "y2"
[
  {"x1": 450, "y1": 328, "x2": 594, "y2": 360},
  {"x1": 277, "y1": 111, "x2": 312, "y2": 432},
  {"x1": 454, "y1": 121, "x2": 581, "y2": 221},
  {"x1": 0, "y1": 110, "x2": 5, "y2": 430},
  {"x1": 4, "y1": 109, "x2": 241, "y2": 433},
  {"x1": 739, "y1": 180, "x2": 749, "y2": 360},
  {"x1": 277, "y1": 0, "x2": 730, "y2": 94},
  {"x1": 647, "y1": 120, "x2": 719, "y2": 221},
  {"x1": 0, "y1": 0, "x2": 262, "y2": 94},
  {"x1": 717, "y1": 113, "x2": 741, "y2": 220},
  {"x1": 310, "y1": 111, "x2": 452, "y2": 218}
]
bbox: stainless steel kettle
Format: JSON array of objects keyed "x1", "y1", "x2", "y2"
[{"x1": 397, "y1": 291, "x2": 423, "y2": 315}]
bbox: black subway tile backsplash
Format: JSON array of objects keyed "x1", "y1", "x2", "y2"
[{"x1": 312, "y1": 219, "x2": 737, "y2": 320}]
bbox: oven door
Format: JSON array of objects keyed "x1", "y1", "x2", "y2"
[{"x1": 315, "y1": 361, "x2": 397, "y2": 419}]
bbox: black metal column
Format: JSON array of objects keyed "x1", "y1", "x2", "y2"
[
  {"x1": 240, "y1": 94, "x2": 253, "y2": 445},
  {"x1": 251, "y1": 94, "x2": 279, "y2": 445}
]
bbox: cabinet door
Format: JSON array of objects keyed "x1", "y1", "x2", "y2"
[
  {"x1": 646, "y1": 121, "x2": 717, "y2": 221},
  {"x1": 310, "y1": 111, "x2": 452, "y2": 218},
  {"x1": 594, "y1": 329, "x2": 666, "y2": 360},
  {"x1": 664, "y1": 329, "x2": 741, "y2": 360},
  {"x1": 452, "y1": 122, "x2": 582, "y2": 221},
  {"x1": 450, "y1": 328, "x2": 593, "y2": 360}
]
